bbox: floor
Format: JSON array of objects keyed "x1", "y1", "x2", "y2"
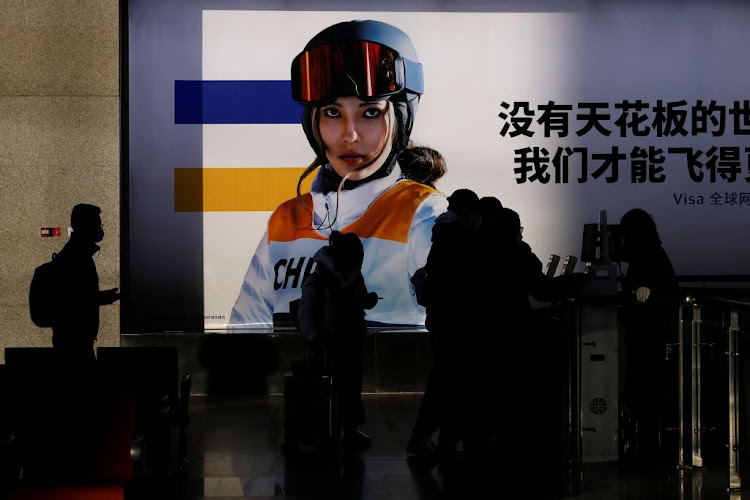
[{"x1": 175, "y1": 393, "x2": 747, "y2": 500}]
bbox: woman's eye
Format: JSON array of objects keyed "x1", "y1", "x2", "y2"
[
  {"x1": 322, "y1": 108, "x2": 340, "y2": 118},
  {"x1": 363, "y1": 108, "x2": 382, "y2": 118}
]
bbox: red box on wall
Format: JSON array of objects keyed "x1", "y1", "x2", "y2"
[{"x1": 40, "y1": 227, "x2": 62, "y2": 237}]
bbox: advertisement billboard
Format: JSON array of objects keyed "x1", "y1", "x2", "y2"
[{"x1": 126, "y1": 0, "x2": 750, "y2": 333}]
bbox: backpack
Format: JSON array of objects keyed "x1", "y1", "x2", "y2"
[{"x1": 29, "y1": 253, "x2": 60, "y2": 328}]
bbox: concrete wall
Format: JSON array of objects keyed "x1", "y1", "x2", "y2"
[{"x1": 0, "y1": 0, "x2": 120, "y2": 362}]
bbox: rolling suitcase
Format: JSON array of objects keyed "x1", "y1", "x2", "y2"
[{"x1": 282, "y1": 347, "x2": 341, "y2": 457}]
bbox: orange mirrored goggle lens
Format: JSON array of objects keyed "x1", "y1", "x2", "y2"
[{"x1": 291, "y1": 41, "x2": 401, "y2": 104}]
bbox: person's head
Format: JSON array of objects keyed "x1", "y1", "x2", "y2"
[
  {"x1": 329, "y1": 230, "x2": 365, "y2": 272},
  {"x1": 70, "y1": 204, "x2": 103, "y2": 243},
  {"x1": 498, "y1": 207, "x2": 523, "y2": 245},
  {"x1": 620, "y1": 208, "x2": 661, "y2": 253},
  {"x1": 291, "y1": 20, "x2": 424, "y2": 191},
  {"x1": 398, "y1": 144, "x2": 447, "y2": 188},
  {"x1": 447, "y1": 189, "x2": 481, "y2": 230},
  {"x1": 478, "y1": 196, "x2": 503, "y2": 224}
]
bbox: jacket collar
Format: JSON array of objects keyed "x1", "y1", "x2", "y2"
[
  {"x1": 310, "y1": 163, "x2": 402, "y2": 232},
  {"x1": 65, "y1": 235, "x2": 100, "y2": 257}
]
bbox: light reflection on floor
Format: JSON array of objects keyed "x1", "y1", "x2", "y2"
[{"x1": 177, "y1": 394, "x2": 747, "y2": 499}]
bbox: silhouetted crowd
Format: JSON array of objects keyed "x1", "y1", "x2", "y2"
[
  {"x1": 407, "y1": 188, "x2": 575, "y2": 459},
  {"x1": 290, "y1": 146, "x2": 679, "y2": 465}
]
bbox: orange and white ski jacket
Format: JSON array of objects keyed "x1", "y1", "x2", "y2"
[{"x1": 229, "y1": 164, "x2": 448, "y2": 329}]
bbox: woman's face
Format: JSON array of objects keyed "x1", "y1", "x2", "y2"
[{"x1": 319, "y1": 96, "x2": 393, "y2": 180}]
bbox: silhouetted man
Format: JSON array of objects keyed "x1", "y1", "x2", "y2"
[
  {"x1": 408, "y1": 189, "x2": 482, "y2": 456},
  {"x1": 52, "y1": 204, "x2": 119, "y2": 363}
]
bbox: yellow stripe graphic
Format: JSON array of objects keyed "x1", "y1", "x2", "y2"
[{"x1": 174, "y1": 168, "x2": 314, "y2": 212}]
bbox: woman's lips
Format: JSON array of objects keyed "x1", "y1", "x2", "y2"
[{"x1": 339, "y1": 154, "x2": 366, "y2": 166}]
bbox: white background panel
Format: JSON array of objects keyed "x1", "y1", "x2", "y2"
[
  {"x1": 202, "y1": 10, "x2": 574, "y2": 327},
  {"x1": 204, "y1": 211, "x2": 271, "y2": 329},
  {"x1": 203, "y1": 124, "x2": 311, "y2": 167}
]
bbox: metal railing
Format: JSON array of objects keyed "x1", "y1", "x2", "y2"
[{"x1": 677, "y1": 283, "x2": 750, "y2": 492}]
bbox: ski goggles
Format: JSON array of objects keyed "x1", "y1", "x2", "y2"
[{"x1": 291, "y1": 40, "x2": 424, "y2": 105}]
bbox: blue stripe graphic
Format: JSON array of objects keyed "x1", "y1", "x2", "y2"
[{"x1": 175, "y1": 80, "x2": 304, "y2": 124}]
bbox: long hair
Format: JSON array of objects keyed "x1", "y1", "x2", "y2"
[
  {"x1": 620, "y1": 208, "x2": 662, "y2": 252},
  {"x1": 398, "y1": 144, "x2": 447, "y2": 188}
]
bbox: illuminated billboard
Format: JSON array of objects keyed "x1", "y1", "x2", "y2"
[{"x1": 125, "y1": 0, "x2": 750, "y2": 333}]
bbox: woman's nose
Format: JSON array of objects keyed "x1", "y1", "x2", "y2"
[{"x1": 342, "y1": 118, "x2": 359, "y2": 143}]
